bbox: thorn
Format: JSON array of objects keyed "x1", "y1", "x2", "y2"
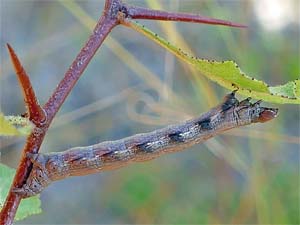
[
  {"x1": 6, "y1": 43, "x2": 46, "y2": 126},
  {"x1": 127, "y1": 5, "x2": 247, "y2": 28}
]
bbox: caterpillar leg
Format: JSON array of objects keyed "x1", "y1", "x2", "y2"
[
  {"x1": 12, "y1": 153, "x2": 49, "y2": 198},
  {"x1": 26, "y1": 152, "x2": 46, "y2": 170},
  {"x1": 12, "y1": 186, "x2": 36, "y2": 198},
  {"x1": 239, "y1": 97, "x2": 252, "y2": 106},
  {"x1": 221, "y1": 90, "x2": 239, "y2": 111}
]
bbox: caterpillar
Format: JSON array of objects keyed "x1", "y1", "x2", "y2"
[{"x1": 13, "y1": 92, "x2": 278, "y2": 198}]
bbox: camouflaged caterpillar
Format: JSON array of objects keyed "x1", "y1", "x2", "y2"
[{"x1": 14, "y1": 92, "x2": 278, "y2": 198}]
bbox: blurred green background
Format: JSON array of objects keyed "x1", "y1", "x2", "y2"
[{"x1": 1, "y1": 0, "x2": 299, "y2": 224}]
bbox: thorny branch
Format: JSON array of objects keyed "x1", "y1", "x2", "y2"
[{"x1": 0, "y1": 0, "x2": 246, "y2": 224}]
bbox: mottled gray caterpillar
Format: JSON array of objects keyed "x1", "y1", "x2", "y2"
[{"x1": 14, "y1": 92, "x2": 278, "y2": 198}]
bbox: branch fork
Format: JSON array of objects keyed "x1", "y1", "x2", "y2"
[{"x1": 1, "y1": 1, "x2": 247, "y2": 224}]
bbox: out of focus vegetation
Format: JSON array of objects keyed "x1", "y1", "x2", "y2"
[
  {"x1": 1, "y1": 0, "x2": 299, "y2": 224},
  {"x1": 0, "y1": 164, "x2": 41, "y2": 221},
  {"x1": 0, "y1": 114, "x2": 33, "y2": 136}
]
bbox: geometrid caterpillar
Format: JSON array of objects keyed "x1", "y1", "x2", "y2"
[{"x1": 14, "y1": 91, "x2": 278, "y2": 198}]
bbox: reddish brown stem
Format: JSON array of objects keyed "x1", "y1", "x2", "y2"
[
  {"x1": 0, "y1": 1, "x2": 119, "y2": 224},
  {"x1": 0, "y1": 0, "x2": 246, "y2": 224},
  {"x1": 43, "y1": 18, "x2": 118, "y2": 119},
  {"x1": 126, "y1": 5, "x2": 247, "y2": 28},
  {"x1": 6, "y1": 44, "x2": 46, "y2": 126}
]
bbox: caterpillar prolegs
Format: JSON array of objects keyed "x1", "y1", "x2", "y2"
[{"x1": 14, "y1": 92, "x2": 278, "y2": 198}]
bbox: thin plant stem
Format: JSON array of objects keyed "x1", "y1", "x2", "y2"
[
  {"x1": 0, "y1": 1, "x2": 119, "y2": 224},
  {"x1": 0, "y1": 1, "x2": 247, "y2": 224}
]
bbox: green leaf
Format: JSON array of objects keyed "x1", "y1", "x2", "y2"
[
  {"x1": 0, "y1": 113, "x2": 33, "y2": 136},
  {"x1": 0, "y1": 163, "x2": 42, "y2": 221},
  {"x1": 269, "y1": 80, "x2": 300, "y2": 99},
  {"x1": 127, "y1": 21, "x2": 300, "y2": 104}
]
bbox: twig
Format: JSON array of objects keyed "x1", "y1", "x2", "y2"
[
  {"x1": 0, "y1": 1, "x2": 118, "y2": 224},
  {"x1": 0, "y1": 1, "x2": 247, "y2": 224}
]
